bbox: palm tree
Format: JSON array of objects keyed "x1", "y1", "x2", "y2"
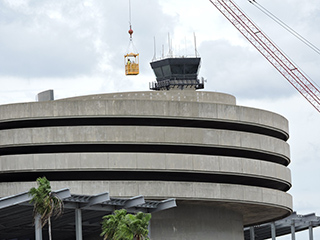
[
  {"x1": 118, "y1": 212, "x2": 151, "y2": 240},
  {"x1": 132, "y1": 212, "x2": 151, "y2": 240},
  {"x1": 29, "y1": 177, "x2": 64, "y2": 240},
  {"x1": 101, "y1": 210, "x2": 151, "y2": 240},
  {"x1": 101, "y1": 209, "x2": 128, "y2": 240}
]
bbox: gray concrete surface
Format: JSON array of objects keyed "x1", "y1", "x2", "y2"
[
  {"x1": 0, "y1": 126, "x2": 290, "y2": 160},
  {"x1": 150, "y1": 201, "x2": 244, "y2": 240},
  {"x1": 0, "y1": 92, "x2": 289, "y2": 136},
  {"x1": 0, "y1": 153, "x2": 291, "y2": 187},
  {"x1": 0, "y1": 90, "x2": 292, "y2": 239},
  {"x1": 0, "y1": 180, "x2": 292, "y2": 227}
]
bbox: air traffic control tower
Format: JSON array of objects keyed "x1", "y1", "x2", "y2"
[{"x1": 0, "y1": 56, "x2": 292, "y2": 239}]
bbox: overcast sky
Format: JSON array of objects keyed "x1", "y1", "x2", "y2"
[{"x1": 1, "y1": 0, "x2": 320, "y2": 239}]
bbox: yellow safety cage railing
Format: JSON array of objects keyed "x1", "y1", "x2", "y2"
[{"x1": 124, "y1": 52, "x2": 139, "y2": 75}]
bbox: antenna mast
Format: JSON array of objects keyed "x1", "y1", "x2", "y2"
[
  {"x1": 194, "y1": 32, "x2": 198, "y2": 58},
  {"x1": 153, "y1": 37, "x2": 157, "y2": 61},
  {"x1": 168, "y1": 33, "x2": 173, "y2": 57}
]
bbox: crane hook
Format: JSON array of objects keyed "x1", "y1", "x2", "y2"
[{"x1": 128, "y1": 25, "x2": 133, "y2": 40}]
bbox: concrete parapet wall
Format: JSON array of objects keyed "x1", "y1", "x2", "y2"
[
  {"x1": 58, "y1": 91, "x2": 237, "y2": 105},
  {"x1": 0, "y1": 93, "x2": 289, "y2": 137},
  {"x1": 0, "y1": 153, "x2": 291, "y2": 184},
  {"x1": 0, "y1": 126, "x2": 290, "y2": 162}
]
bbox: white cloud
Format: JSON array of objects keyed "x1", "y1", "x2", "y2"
[{"x1": 0, "y1": 0, "x2": 102, "y2": 78}]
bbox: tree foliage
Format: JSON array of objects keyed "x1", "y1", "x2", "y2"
[
  {"x1": 101, "y1": 209, "x2": 128, "y2": 240},
  {"x1": 29, "y1": 177, "x2": 64, "y2": 240},
  {"x1": 101, "y1": 209, "x2": 151, "y2": 240}
]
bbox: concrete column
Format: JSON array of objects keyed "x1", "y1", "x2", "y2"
[
  {"x1": 309, "y1": 222, "x2": 314, "y2": 240},
  {"x1": 250, "y1": 227, "x2": 255, "y2": 240},
  {"x1": 291, "y1": 220, "x2": 295, "y2": 240},
  {"x1": 150, "y1": 202, "x2": 244, "y2": 240},
  {"x1": 35, "y1": 214, "x2": 43, "y2": 240},
  {"x1": 75, "y1": 208, "x2": 83, "y2": 240},
  {"x1": 271, "y1": 222, "x2": 276, "y2": 240}
]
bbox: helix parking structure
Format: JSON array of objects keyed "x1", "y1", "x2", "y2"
[{"x1": 0, "y1": 91, "x2": 292, "y2": 239}]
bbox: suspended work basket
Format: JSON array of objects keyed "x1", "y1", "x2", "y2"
[{"x1": 124, "y1": 52, "x2": 139, "y2": 75}]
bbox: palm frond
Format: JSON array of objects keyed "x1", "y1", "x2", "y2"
[
  {"x1": 28, "y1": 177, "x2": 64, "y2": 227},
  {"x1": 101, "y1": 210, "x2": 151, "y2": 240}
]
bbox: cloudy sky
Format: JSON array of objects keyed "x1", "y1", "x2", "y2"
[{"x1": 0, "y1": 0, "x2": 319, "y2": 238}]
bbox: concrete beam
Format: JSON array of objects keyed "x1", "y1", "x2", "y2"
[
  {"x1": 0, "y1": 191, "x2": 31, "y2": 209},
  {"x1": 87, "y1": 192, "x2": 110, "y2": 207},
  {"x1": 0, "y1": 188, "x2": 70, "y2": 210},
  {"x1": 54, "y1": 188, "x2": 71, "y2": 200},
  {"x1": 124, "y1": 195, "x2": 145, "y2": 208},
  {"x1": 150, "y1": 198, "x2": 176, "y2": 213}
]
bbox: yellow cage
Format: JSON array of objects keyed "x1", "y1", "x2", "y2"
[{"x1": 124, "y1": 53, "x2": 139, "y2": 75}]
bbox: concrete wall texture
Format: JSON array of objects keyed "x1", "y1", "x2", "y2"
[{"x1": 0, "y1": 90, "x2": 292, "y2": 239}]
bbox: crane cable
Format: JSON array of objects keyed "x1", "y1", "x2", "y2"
[
  {"x1": 249, "y1": 0, "x2": 320, "y2": 55},
  {"x1": 249, "y1": 0, "x2": 320, "y2": 90},
  {"x1": 126, "y1": 0, "x2": 137, "y2": 53},
  {"x1": 128, "y1": 0, "x2": 133, "y2": 40}
]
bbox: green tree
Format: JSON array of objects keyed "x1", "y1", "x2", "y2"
[
  {"x1": 101, "y1": 209, "x2": 128, "y2": 240},
  {"x1": 29, "y1": 177, "x2": 64, "y2": 240},
  {"x1": 118, "y1": 212, "x2": 151, "y2": 240},
  {"x1": 101, "y1": 210, "x2": 151, "y2": 240}
]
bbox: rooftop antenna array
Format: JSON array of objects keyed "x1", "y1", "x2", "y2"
[{"x1": 149, "y1": 34, "x2": 204, "y2": 91}]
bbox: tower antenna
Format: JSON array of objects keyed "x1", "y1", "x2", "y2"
[
  {"x1": 162, "y1": 44, "x2": 164, "y2": 58},
  {"x1": 153, "y1": 36, "x2": 157, "y2": 61},
  {"x1": 168, "y1": 33, "x2": 173, "y2": 57},
  {"x1": 194, "y1": 32, "x2": 198, "y2": 57}
]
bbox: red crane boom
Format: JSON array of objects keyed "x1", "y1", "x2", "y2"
[{"x1": 209, "y1": 0, "x2": 320, "y2": 113}]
